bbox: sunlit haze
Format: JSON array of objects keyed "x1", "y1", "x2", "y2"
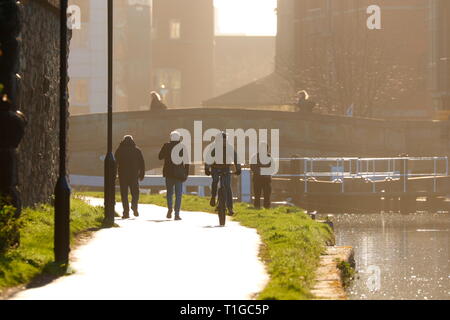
[{"x1": 214, "y1": 0, "x2": 277, "y2": 36}]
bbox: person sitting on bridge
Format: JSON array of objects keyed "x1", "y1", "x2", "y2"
[
  {"x1": 150, "y1": 91, "x2": 168, "y2": 112},
  {"x1": 159, "y1": 131, "x2": 190, "y2": 221},
  {"x1": 295, "y1": 90, "x2": 316, "y2": 113},
  {"x1": 250, "y1": 142, "x2": 273, "y2": 210},
  {"x1": 115, "y1": 135, "x2": 146, "y2": 219},
  {"x1": 205, "y1": 132, "x2": 241, "y2": 216}
]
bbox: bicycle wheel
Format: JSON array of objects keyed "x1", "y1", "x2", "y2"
[{"x1": 218, "y1": 187, "x2": 226, "y2": 226}]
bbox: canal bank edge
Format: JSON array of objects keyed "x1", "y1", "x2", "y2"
[{"x1": 311, "y1": 246, "x2": 355, "y2": 300}]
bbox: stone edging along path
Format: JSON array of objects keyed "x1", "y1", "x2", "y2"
[{"x1": 312, "y1": 246, "x2": 355, "y2": 300}]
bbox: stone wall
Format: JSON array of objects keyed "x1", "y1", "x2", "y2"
[
  {"x1": 68, "y1": 109, "x2": 450, "y2": 176},
  {"x1": 17, "y1": 0, "x2": 68, "y2": 206}
]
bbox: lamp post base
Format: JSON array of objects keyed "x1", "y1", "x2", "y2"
[
  {"x1": 54, "y1": 175, "x2": 71, "y2": 264},
  {"x1": 104, "y1": 152, "x2": 116, "y2": 227}
]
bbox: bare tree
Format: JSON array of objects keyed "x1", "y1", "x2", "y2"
[{"x1": 277, "y1": 24, "x2": 420, "y2": 118}]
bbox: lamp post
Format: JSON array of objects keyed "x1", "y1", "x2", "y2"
[
  {"x1": 0, "y1": 0, "x2": 27, "y2": 221},
  {"x1": 104, "y1": 0, "x2": 116, "y2": 227},
  {"x1": 54, "y1": 0, "x2": 71, "y2": 264}
]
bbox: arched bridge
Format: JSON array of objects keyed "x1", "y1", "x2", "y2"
[{"x1": 69, "y1": 108, "x2": 450, "y2": 176}]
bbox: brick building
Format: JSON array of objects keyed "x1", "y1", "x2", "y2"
[
  {"x1": 432, "y1": 0, "x2": 450, "y2": 116},
  {"x1": 151, "y1": 0, "x2": 214, "y2": 107},
  {"x1": 207, "y1": 0, "x2": 449, "y2": 119},
  {"x1": 277, "y1": 0, "x2": 434, "y2": 118},
  {"x1": 69, "y1": 0, "x2": 152, "y2": 114},
  {"x1": 214, "y1": 36, "x2": 275, "y2": 97}
]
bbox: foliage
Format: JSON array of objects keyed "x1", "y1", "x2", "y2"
[
  {"x1": 0, "y1": 199, "x2": 21, "y2": 254},
  {"x1": 337, "y1": 260, "x2": 356, "y2": 288}
]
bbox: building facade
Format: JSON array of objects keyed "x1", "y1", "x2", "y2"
[
  {"x1": 152, "y1": 0, "x2": 214, "y2": 107},
  {"x1": 214, "y1": 36, "x2": 275, "y2": 97},
  {"x1": 207, "y1": 0, "x2": 449, "y2": 119},
  {"x1": 431, "y1": 0, "x2": 450, "y2": 115},
  {"x1": 278, "y1": 0, "x2": 434, "y2": 118},
  {"x1": 68, "y1": 0, "x2": 152, "y2": 115}
]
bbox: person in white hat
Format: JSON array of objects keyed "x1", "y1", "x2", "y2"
[{"x1": 158, "y1": 131, "x2": 189, "y2": 220}]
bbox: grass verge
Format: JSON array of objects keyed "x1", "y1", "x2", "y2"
[
  {"x1": 78, "y1": 191, "x2": 334, "y2": 300},
  {"x1": 0, "y1": 198, "x2": 104, "y2": 294}
]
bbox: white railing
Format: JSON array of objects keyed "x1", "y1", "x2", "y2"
[
  {"x1": 274, "y1": 157, "x2": 449, "y2": 193},
  {"x1": 70, "y1": 169, "x2": 253, "y2": 202}
]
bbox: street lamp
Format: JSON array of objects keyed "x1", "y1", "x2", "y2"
[
  {"x1": 104, "y1": 0, "x2": 116, "y2": 227},
  {"x1": 54, "y1": 0, "x2": 71, "y2": 264}
]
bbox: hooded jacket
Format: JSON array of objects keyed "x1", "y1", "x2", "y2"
[
  {"x1": 115, "y1": 137, "x2": 146, "y2": 181},
  {"x1": 158, "y1": 141, "x2": 190, "y2": 179}
]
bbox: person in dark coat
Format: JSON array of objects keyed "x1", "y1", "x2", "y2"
[
  {"x1": 295, "y1": 90, "x2": 316, "y2": 113},
  {"x1": 204, "y1": 132, "x2": 241, "y2": 216},
  {"x1": 250, "y1": 143, "x2": 273, "y2": 209},
  {"x1": 158, "y1": 131, "x2": 190, "y2": 221},
  {"x1": 150, "y1": 91, "x2": 168, "y2": 111},
  {"x1": 115, "y1": 135, "x2": 146, "y2": 219}
]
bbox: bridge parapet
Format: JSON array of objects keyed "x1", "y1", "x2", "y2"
[{"x1": 69, "y1": 108, "x2": 450, "y2": 176}]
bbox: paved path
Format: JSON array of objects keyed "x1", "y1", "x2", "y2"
[{"x1": 12, "y1": 198, "x2": 268, "y2": 300}]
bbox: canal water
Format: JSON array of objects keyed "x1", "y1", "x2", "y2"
[{"x1": 327, "y1": 212, "x2": 450, "y2": 300}]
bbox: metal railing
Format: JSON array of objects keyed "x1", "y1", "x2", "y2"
[{"x1": 274, "y1": 157, "x2": 449, "y2": 193}]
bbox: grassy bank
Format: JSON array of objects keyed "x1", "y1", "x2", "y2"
[
  {"x1": 79, "y1": 191, "x2": 334, "y2": 300},
  {"x1": 0, "y1": 198, "x2": 103, "y2": 293}
]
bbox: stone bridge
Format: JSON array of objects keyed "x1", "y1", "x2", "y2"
[{"x1": 69, "y1": 108, "x2": 450, "y2": 176}]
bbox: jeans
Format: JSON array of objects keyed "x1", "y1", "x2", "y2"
[
  {"x1": 213, "y1": 168, "x2": 233, "y2": 211},
  {"x1": 166, "y1": 177, "x2": 183, "y2": 214},
  {"x1": 119, "y1": 177, "x2": 140, "y2": 214}
]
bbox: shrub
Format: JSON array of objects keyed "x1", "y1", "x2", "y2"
[
  {"x1": 0, "y1": 201, "x2": 21, "y2": 254},
  {"x1": 337, "y1": 260, "x2": 356, "y2": 288}
]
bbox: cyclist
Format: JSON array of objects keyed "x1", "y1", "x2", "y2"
[{"x1": 205, "y1": 132, "x2": 241, "y2": 217}]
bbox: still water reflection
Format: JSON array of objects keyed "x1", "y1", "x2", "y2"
[{"x1": 328, "y1": 212, "x2": 450, "y2": 300}]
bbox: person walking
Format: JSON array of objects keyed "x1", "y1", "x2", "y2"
[
  {"x1": 158, "y1": 131, "x2": 189, "y2": 221},
  {"x1": 250, "y1": 143, "x2": 273, "y2": 209},
  {"x1": 115, "y1": 135, "x2": 146, "y2": 219}
]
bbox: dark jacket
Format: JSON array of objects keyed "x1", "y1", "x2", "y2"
[
  {"x1": 115, "y1": 139, "x2": 145, "y2": 181},
  {"x1": 158, "y1": 141, "x2": 190, "y2": 179},
  {"x1": 296, "y1": 99, "x2": 316, "y2": 113},
  {"x1": 250, "y1": 153, "x2": 273, "y2": 179},
  {"x1": 150, "y1": 99, "x2": 168, "y2": 111},
  {"x1": 204, "y1": 145, "x2": 242, "y2": 174}
]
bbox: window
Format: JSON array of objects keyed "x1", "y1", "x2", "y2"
[{"x1": 170, "y1": 19, "x2": 181, "y2": 39}]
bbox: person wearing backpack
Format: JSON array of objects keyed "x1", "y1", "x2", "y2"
[{"x1": 158, "y1": 131, "x2": 190, "y2": 221}]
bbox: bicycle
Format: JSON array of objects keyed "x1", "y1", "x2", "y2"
[{"x1": 216, "y1": 168, "x2": 239, "y2": 227}]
